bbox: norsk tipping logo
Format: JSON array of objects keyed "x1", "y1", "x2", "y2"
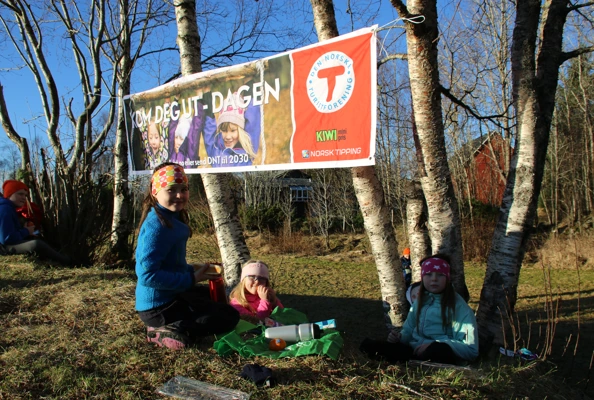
[{"x1": 307, "y1": 51, "x2": 355, "y2": 113}]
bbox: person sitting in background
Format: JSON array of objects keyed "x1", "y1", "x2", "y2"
[
  {"x1": 0, "y1": 180, "x2": 70, "y2": 265},
  {"x1": 401, "y1": 247, "x2": 412, "y2": 288}
]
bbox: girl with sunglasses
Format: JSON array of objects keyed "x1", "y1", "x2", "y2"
[{"x1": 229, "y1": 260, "x2": 283, "y2": 323}]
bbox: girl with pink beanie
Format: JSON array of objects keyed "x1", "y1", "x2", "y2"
[
  {"x1": 229, "y1": 260, "x2": 283, "y2": 323},
  {"x1": 360, "y1": 254, "x2": 478, "y2": 364}
]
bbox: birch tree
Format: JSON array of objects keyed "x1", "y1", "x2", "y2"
[
  {"x1": 105, "y1": 0, "x2": 173, "y2": 262},
  {"x1": 310, "y1": 0, "x2": 408, "y2": 329},
  {"x1": 476, "y1": 0, "x2": 594, "y2": 351},
  {"x1": 171, "y1": 0, "x2": 249, "y2": 287},
  {"x1": 390, "y1": 0, "x2": 469, "y2": 300}
]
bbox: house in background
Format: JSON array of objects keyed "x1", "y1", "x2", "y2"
[{"x1": 452, "y1": 132, "x2": 512, "y2": 207}]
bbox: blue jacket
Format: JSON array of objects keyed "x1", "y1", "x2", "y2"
[
  {"x1": 135, "y1": 205, "x2": 194, "y2": 312},
  {"x1": 0, "y1": 196, "x2": 30, "y2": 245},
  {"x1": 400, "y1": 291, "x2": 479, "y2": 361}
]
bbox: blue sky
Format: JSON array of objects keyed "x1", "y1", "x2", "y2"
[{"x1": 0, "y1": 1, "x2": 401, "y2": 150}]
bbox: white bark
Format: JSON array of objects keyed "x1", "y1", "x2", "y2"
[
  {"x1": 173, "y1": 0, "x2": 249, "y2": 287},
  {"x1": 392, "y1": 0, "x2": 468, "y2": 300},
  {"x1": 310, "y1": 0, "x2": 408, "y2": 328},
  {"x1": 405, "y1": 180, "x2": 431, "y2": 282},
  {"x1": 476, "y1": 0, "x2": 593, "y2": 351}
]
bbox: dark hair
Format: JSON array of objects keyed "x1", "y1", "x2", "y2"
[
  {"x1": 137, "y1": 162, "x2": 192, "y2": 237},
  {"x1": 416, "y1": 254, "x2": 456, "y2": 330}
]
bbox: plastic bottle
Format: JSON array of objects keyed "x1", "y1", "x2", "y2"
[
  {"x1": 209, "y1": 276, "x2": 227, "y2": 304},
  {"x1": 264, "y1": 323, "x2": 321, "y2": 343},
  {"x1": 157, "y1": 375, "x2": 250, "y2": 400}
]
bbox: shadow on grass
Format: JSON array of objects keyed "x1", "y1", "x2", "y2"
[
  {"x1": 504, "y1": 294, "x2": 594, "y2": 397},
  {"x1": 280, "y1": 294, "x2": 387, "y2": 346}
]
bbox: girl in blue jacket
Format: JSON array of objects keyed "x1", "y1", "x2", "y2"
[
  {"x1": 135, "y1": 162, "x2": 239, "y2": 349},
  {"x1": 361, "y1": 254, "x2": 478, "y2": 364}
]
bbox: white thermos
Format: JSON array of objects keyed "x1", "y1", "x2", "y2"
[{"x1": 264, "y1": 323, "x2": 321, "y2": 343}]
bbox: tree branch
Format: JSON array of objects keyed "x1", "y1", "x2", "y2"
[
  {"x1": 568, "y1": 1, "x2": 594, "y2": 11},
  {"x1": 560, "y1": 45, "x2": 594, "y2": 63},
  {"x1": 389, "y1": 0, "x2": 411, "y2": 19},
  {"x1": 378, "y1": 53, "x2": 407, "y2": 68},
  {"x1": 439, "y1": 85, "x2": 509, "y2": 123}
]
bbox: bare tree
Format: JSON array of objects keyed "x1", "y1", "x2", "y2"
[
  {"x1": 310, "y1": 0, "x2": 408, "y2": 330},
  {"x1": 0, "y1": 0, "x2": 117, "y2": 262},
  {"x1": 476, "y1": 0, "x2": 594, "y2": 351},
  {"x1": 172, "y1": 0, "x2": 250, "y2": 288},
  {"x1": 390, "y1": 0, "x2": 469, "y2": 300}
]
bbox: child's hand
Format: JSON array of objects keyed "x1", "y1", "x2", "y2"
[
  {"x1": 256, "y1": 286, "x2": 276, "y2": 303},
  {"x1": 413, "y1": 342, "x2": 432, "y2": 357},
  {"x1": 387, "y1": 329, "x2": 401, "y2": 343},
  {"x1": 193, "y1": 264, "x2": 209, "y2": 283}
]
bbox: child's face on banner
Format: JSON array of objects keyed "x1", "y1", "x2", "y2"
[
  {"x1": 148, "y1": 124, "x2": 160, "y2": 152},
  {"x1": 174, "y1": 135, "x2": 184, "y2": 153},
  {"x1": 221, "y1": 124, "x2": 239, "y2": 148}
]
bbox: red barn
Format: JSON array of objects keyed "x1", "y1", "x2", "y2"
[{"x1": 454, "y1": 132, "x2": 512, "y2": 207}]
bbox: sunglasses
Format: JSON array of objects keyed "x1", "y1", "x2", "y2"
[{"x1": 246, "y1": 275, "x2": 268, "y2": 283}]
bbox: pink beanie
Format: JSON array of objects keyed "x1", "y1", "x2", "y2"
[
  {"x1": 241, "y1": 261, "x2": 269, "y2": 281},
  {"x1": 421, "y1": 257, "x2": 451, "y2": 280},
  {"x1": 218, "y1": 93, "x2": 246, "y2": 129}
]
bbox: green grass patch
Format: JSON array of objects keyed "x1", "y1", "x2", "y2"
[{"x1": 0, "y1": 234, "x2": 592, "y2": 399}]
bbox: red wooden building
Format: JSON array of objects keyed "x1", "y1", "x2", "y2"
[{"x1": 455, "y1": 132, "x2": 512, "y2": 207}]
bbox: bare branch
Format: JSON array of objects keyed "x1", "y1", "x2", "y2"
[
  {"x1": 440, "y1": 84, "x2": 509, "y2": 125},
  {"x1": 560, "y1": 45, "x2": 594, "y2": 63},
  {"x1": 378, "y1": 53, "x2": 408, "y2": 67},
  {"x1": 568, "y1": 1, "x2": 594, "y2": 12}
]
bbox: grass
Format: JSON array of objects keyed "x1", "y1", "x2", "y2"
[{"x1": 0, "y1": 232, "x2": 593, "y2": 399}]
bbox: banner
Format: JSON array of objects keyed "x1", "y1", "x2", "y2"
[{"x1": 124, "y1": 26, "x2": 377, "y2": 174}]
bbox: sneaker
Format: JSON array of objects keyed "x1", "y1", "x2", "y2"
[{"x1": 146, "y1": 326, "x2": 189, "y2": 350}]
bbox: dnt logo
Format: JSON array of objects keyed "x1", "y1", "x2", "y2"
[{"x1": 306, "y1": 51, "x2": 355, "y2": 113}]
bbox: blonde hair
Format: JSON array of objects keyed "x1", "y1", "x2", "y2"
[
  {"x1": 229, "y1": 259, "x2": 270, "y2": 314},
  {"x1": 217, "y1": 122, "x2": 256, "y2": 159}
]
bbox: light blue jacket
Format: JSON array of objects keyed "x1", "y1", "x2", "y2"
[
  {"x1": 135, "y1": 205, "x2": 194, "y2": 312},
  {"x1": 400, "y1": 291, "x2": 479, "y2": 361}
]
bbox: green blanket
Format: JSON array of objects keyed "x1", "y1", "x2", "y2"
[{"x1": 213, "y1": 308, "x2": 343, "y2": 360}]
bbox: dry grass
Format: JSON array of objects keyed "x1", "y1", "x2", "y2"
[{"x1": 0, "y1": 232, "x2": 593, "y2": 399}]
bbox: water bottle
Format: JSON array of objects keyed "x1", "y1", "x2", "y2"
[
  {"x1": 208, "y1": 276, "x2": 227, "y2": 304},
  {"x1": 264, "y1": 323, "x2": 321, "y2": 343}
]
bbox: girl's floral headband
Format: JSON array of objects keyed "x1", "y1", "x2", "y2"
[{"x1": 151, "y1": 164, "x2": 188, "y2": 196}]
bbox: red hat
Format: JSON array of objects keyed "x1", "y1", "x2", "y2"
[
  {"x1": 403, "y1": 248, "x2": 411, "y2": 255},
  {"x1": 2, "y1": 180, "x2": 28, "y2": 199},
  {"x1": 421, "y1": 257, "x2": 451, "y2": 280}
]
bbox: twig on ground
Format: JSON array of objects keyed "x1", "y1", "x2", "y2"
[{"x1": 382, "y1": 382, "x2": 437, "y2": 400}]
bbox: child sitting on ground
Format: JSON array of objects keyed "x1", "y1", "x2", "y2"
[
  {"x1": 229, "y1": 260, "x2": 283, "y2": 325},
  {"x1": 360, "y1": 254, "x2": 478, "y2": 364},
  {"x1": 135, "y1": 162, "x2": 239, "y2": 350}
]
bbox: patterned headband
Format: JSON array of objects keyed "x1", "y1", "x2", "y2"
[
  {"x1": 151, "y1": 164, "x2": 188, "y2": 196},
  {"x1": 421, "y1": 257, "x2": 451, "y2": 280}
]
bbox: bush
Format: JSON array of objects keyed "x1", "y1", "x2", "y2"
[{"x1": 241, "y1": 203, "x2": 285, "y2": 233}]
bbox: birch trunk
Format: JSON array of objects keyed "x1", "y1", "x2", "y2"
[
  {"x1": 476, "y1": 0, "x2": 586, "y2": 351},
  {"x1": 173, "y1": 0, "x2": 249, "y2": 288},
  {"x1": 405, "y1": 180, "x2": 431, "y2": 282},
  {"x1": 391, "y1": 0, "x2": 468, "y2": 300},
  {"x1": 111, "y1": 0, "x2": 133, "y2": 261},
  {"x1": 311, "y1": 0, "x2": 408, "y2": 329}
]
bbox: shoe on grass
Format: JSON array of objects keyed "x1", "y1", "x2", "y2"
[{"x1": 146, "y1": 326, "x2": 189, "y2": 350}]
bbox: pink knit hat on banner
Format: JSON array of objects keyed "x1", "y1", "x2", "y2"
[
  {"x1": 218, "y1": 93, "x2": 246, "y2": 129},
  {"x1": 420, "y1": 257, "x2": 451, "y2": 280}
]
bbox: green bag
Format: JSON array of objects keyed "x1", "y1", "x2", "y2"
[{"x1": 213, "y1": 308, "x2": 343, "y2": 360}]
